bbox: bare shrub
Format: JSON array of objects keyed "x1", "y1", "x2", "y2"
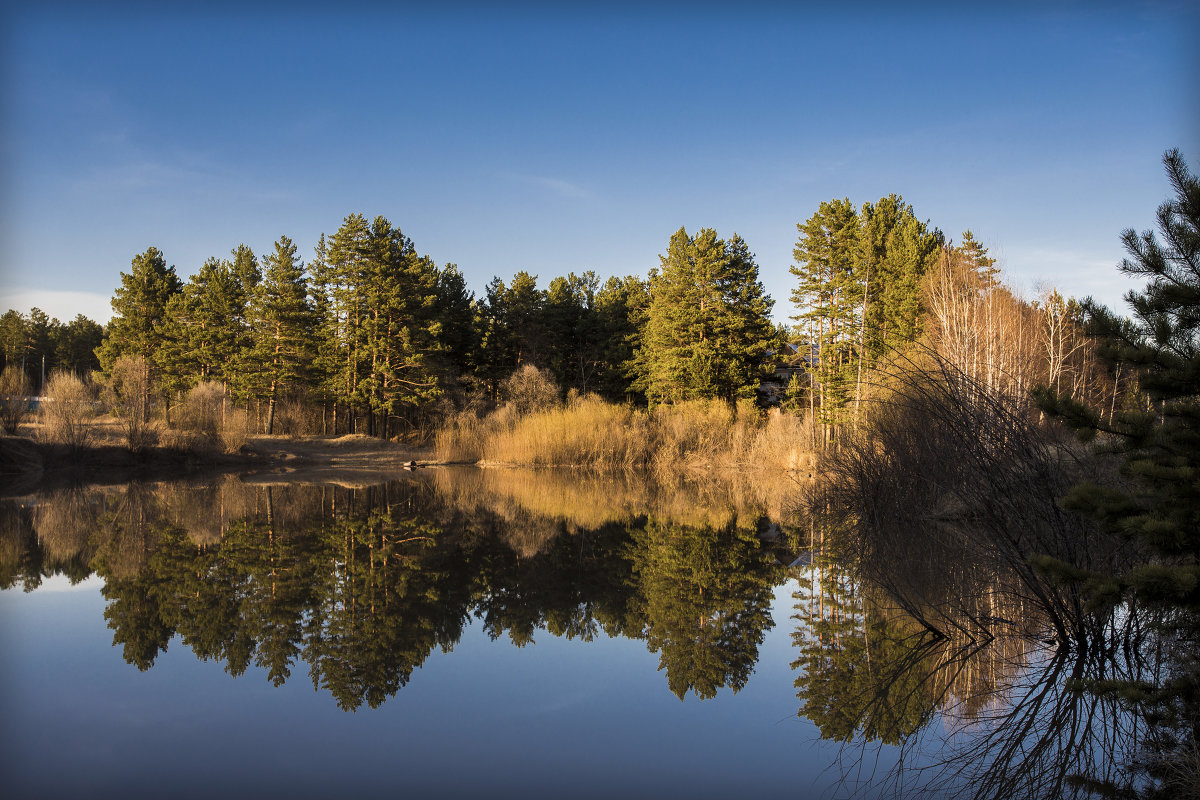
[
  {"x1": 272, "y1": 395, "x2": 321, "y2": 437},
  {"x1": 501, "y1": 365, "x2": 560, "y2": 415},
  {"x1": 176, "y1": 381, "x2": 224, "y2": 442},
  {"x1": 433, "y1": 410, "x2": 487, "y2": 463},
  {"x1": 33, "y1": 488, "x2": 100, "y2": 562},
  {"x1": 38, "y1": 371, "x2": 97, "y2": 450},
  {"x1": 813, "y1": 354, "x2": 1135, "y2": 642},
  {"x1": 104, "y1": 355, "x2": 153, "y2": 452},
  {"x1": 156, "y1": 422, "x2": 210, "y2": 452},
  {"x1": 0, "y1": 366, "x2": 32, "y2": 434},
  {"x1": 219, "y1": 407, "x2": 251, "y2": 453}
]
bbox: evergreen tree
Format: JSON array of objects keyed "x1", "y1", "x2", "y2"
[
  {"x1": 0, "y1": 310, "x2": 28, "y2": 371},
  {"x1": 248, "y1": 236, "x2": 318, "y2": 434},
  {"x1": 320, "y1": 213, "x2": 371, "y2": 430},
  {"x1": 858, "y1": 195, "x2": 943, "y2": 356},
  {"x1": 595, "y1": 275, "x2": 648, "y2": 402},
  {"x1": 1037, "y1": 149, "x2": 1200, "y2": 611},
  {"x1": 1035, "y1": 150, "x2": 1200, "y2": 779},
  {"x1": 154, "y1": 256, "x2": 248, "y2": 400},
  {"x1": 543, "y1": 271, "x2": 604, "y2": 393},
  {"x1": 51, "y1": 315, "x2": 104, "y2": 374},
  {"x1": 433, "y1": 263, "x2": 478, "y2": 380},
  {"x1": 97, "y1": 247, "x2": 183, "y2": 421},
  {"x1": 476, "y1": 271, "x2": 548, "y2": 396},
  {"x1": 357, "y1": 216, "x2": 444, "y2": 436},
  {"x1": 791, "y1": 200, "x2": 862, "y2": 434},
  {"x1": 636, "y1": 227, "x2": 775, "y2": 404}
]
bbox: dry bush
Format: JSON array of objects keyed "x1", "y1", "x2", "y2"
[
  {"x1": 272, "y1": 396, "x2": 322, "y2": 437},
  {"x1": 433, "y1": 388, "x2": 817, "y2": 474},
  {"x1": 501, "y1": 365, "x2": 561, "y2": 415},
  {"x1": 104, "y1": 355, "x2": 153, "y2": 452},
  {"x1": 0, "y1": 365, "x2": 32, "y2": 434},
  {"x1": 433, "y1": 410, "x2": 488, "y2": 463},
  {"x1": 33, "y1": 488, "x2": 99, "y2": 562},
  {"x1": 170, "y1": 382, "x2": 251, "y2": 453},
  {"x1": 484, "y1": 394, "x2": 653, "y2": 467},
  {"x1": 219, "y1": 407, "x2": 251, "y2": 453},
  {"x1": 176, "y1": 381, "x2": 224, "y2": 441},
  {"x1": 813, "y1": 355, "x2": 1135, "y2": 642},
  {"x1": 648, "y1": 399, "x2": 738, "y2": 474},
  {"x1": 38, "y1": 371, "x2": 97, "y2": 450},
  {"x1": 156, "y1": 421, "x2": 211, "y2": 452}
]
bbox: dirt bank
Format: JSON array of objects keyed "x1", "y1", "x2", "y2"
[{"x1": 0, "y1": 433, "x2": 435, "y2": 496}]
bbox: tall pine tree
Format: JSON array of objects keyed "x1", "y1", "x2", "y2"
[
  {"x1": 248, "y1": 236, "x2": 318, "y2": 434},
  {"x1": 636, "y1": 227, "x2": 774, "y2": 404},
  {"x1": 97, "y1": 247, "x2": 183, "y2": 421}
]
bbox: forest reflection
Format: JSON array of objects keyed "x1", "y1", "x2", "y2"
[
  {"x1": 0, "y1": 470, "x2": 1160, "y2": 797},
  {"x1": 0, "y1": 470, "x2": 792, "y2": 710}
]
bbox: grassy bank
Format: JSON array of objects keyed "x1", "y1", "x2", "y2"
[{"x1": 434, "y1": 394, "x2": 818, "y2": 476}]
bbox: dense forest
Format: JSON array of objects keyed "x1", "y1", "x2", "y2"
[{"x1": 0, "y1": 195, "x2": 1116, "y2": 448}]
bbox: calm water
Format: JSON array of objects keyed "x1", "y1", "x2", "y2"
[{"x1": 0, "y1": 469, "x2": 1146, "y2": 799}]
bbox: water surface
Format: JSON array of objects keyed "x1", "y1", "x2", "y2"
[{"x1": 0, "y1": 469, "x2": 1147, "y2": 798}]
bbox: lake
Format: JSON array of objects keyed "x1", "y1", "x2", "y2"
[{"x1": 0, "y1": 469, "x2": 1147, "y2": 799}]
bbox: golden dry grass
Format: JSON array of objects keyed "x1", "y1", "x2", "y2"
[{"x1": 434, "y1": 394, "x2": 818, "y2": 477}]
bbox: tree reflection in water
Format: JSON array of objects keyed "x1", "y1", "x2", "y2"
[
  {"x1": 792, "y1": 518, "x2": 1166, "y2": 799},
  {"x1": 0, "y1": 471, "x2": 790, "y2": 711},
  {"x1": 0, "y1": 469, "x2": 1171, "y2": 796}
]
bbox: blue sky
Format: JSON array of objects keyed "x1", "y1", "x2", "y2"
[{"x1": 1, "y1": 1, "x2": 1196, "y2": 325}]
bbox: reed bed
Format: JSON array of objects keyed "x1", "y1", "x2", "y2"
[{"x1": 434, "y1": 393, "x2": 818, "y2": 477}]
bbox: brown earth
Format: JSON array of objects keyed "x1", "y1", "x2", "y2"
[{"x1": 0, "y1": 430, "x2": 436, "y2": 497}]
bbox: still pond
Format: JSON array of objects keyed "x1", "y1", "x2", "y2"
[{"x1": 0, "y1": 469, "x2": 1140, "y2": 798}]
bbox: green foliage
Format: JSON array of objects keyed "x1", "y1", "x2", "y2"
[
  {"x1": 791, "y1": 195, "x2": 941, "y2": 435},
  {"x1": 635, "y1": 227, "x2": 775, "y2": 404},
  {"x1": 247, "y1": 236, "x2": 318, "y2": 433},
  {"x1": 154, "y1": 253, "x2": 254, "y2": 399},
  {"x1": 97, "y1": 247, "x2": 182, "y2": 370},
  {"x1": 0, "y1": 309, "x2": 104, "y2": 389},
  {"x1": 791, "y1": 199, "x2": 862, "y2": 428}
]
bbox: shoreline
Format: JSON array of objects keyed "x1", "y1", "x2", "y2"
[{"x1": 0, "y1": 433, "x2": 437, "y2": 497}]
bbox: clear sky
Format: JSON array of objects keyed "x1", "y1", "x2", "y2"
[{"x1": 1, "y1": 1, "x2": 1196, "y2": 325}]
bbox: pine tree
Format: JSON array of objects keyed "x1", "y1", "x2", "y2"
[
  {"x1": 358, "y1": 216, "x2": 443, "y2": 436},
  {"x1": 51, "y1": 315, "x2": 104, "y2": 375},
  {"x1": 1037, "y1": 149, "x2": 1200, "y2": 612},
  {"x1": 1034, "y1": 147, "x2": 1200, "y2": 787},
  {"x1": 791, "y1": 200, "x2": 862, "y2": 436},
  {"x1": 636, "y1": 228, "x2": 775, "y2": 404},
  {"x1": 248, "y1": 236, "x2": 318, "y2": 434},
  {"x1": 321, "y1": 214, "x2": 371, "y2": 430},
  {"x1": 432, "y1": 263, "x2": 478, "y2": 380},
  {"x1": 859, "y1": 195, "x2": 942, "y2": 356},
  {"x1": 154, "y1": 256, "x2": 247, "y2": 401},
  {"x1": 596, "y1": 275, "x2": 648, "y2": 402},
  {"x1": 97, "y1": 247, "x2": 183, "y2": 422}
]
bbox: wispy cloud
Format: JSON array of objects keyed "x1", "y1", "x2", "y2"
[{"x1": 506, "y1": 172, "x2": 594, "y2": 200}]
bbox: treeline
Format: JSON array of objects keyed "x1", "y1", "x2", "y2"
[
  {"x1": 0, "y1": 308, "x2": 103, "y2": 383},
  {"x1": 1, "y1": 197, "x2": 1111, "y2": 444}
]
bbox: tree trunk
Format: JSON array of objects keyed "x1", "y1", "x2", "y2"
[{"x1": 266, "y1": 380, "x2": 277, "y2": 435}]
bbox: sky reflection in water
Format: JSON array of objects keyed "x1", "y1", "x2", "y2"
[{"x1": 0, "y1": 469, "x2": 1130, "y2": 799}]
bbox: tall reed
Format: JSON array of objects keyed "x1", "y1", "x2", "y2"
[{"x1": 433, "y1": 393, "x2": 817, "y2": 475}]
